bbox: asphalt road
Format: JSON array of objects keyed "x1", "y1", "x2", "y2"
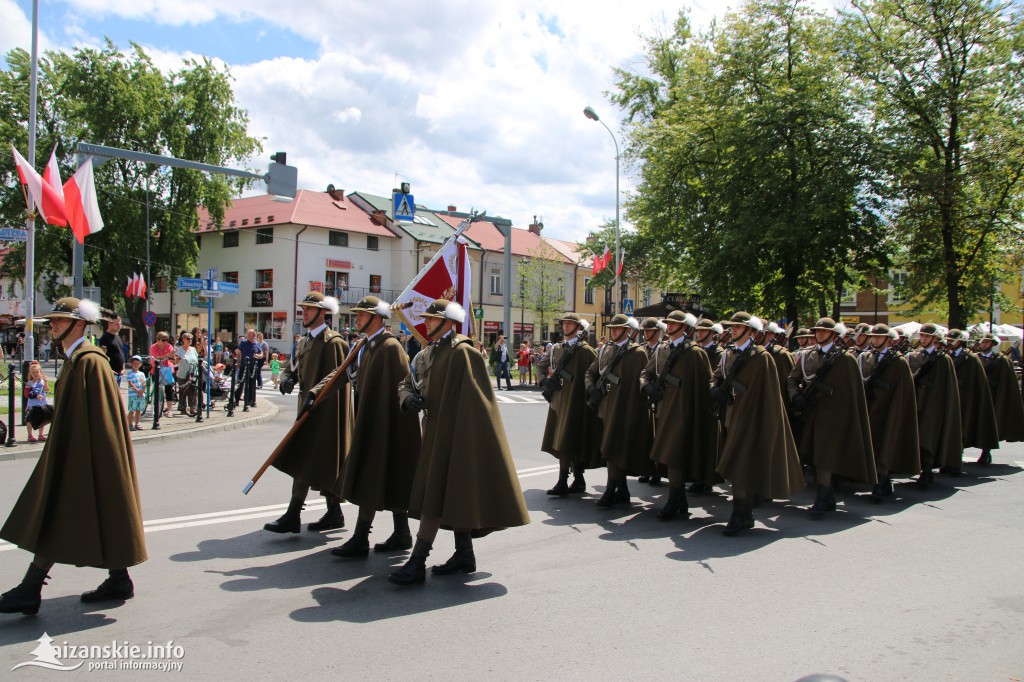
[{"x1": 0, "y1": 389, "x2": 1021, "y2": 681}]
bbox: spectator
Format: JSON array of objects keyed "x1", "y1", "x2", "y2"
[
  {"x1": 39, "y1": 337, "x2": 50, "y2": 362},
  {"x1": 270, "y1": 352, "x2": 281, "y2": 389},
  {"x1": 212, "y1": 336, "x2": 224, "y2": 364},
  {"x1": 149, "y1": 331, "x2": 176, "y2": 416},
  {"x1": 97, "y1": 312, "x2": 126, "y2": 385},
  {"x1": 174, "y1": 332, "x2": 199, "y2": 415},
  {"x1": 517, "y1": 343, "x2": 530, "y2": 387},
  {"x1": 233, "y1": 328, "x2": 259, "y2": 407},
  {"x1": 125, "y1": 355, "x2": 146, "y2": 431},
  {"x1": 255, "y1": 332, "x2": 269, "y2": 388},
  {"x1": 492, "y1": 335, "x2": 513, "y2": 391},
  {"x1": 16, "y1": 331, "x2": 25, "y2": 359},
  {"x1": 23, "y1": 362, "x2": 48, "y2": 443}
]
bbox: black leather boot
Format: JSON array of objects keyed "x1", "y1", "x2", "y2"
[
  {"x1": 567, "y1": 466, "x2": 587, "y2": 494},
  {"x1": 722, "y1": 498, "x2": 754, "y2": 536},
  {"x1": 388, "y1": 537, "x2": 431, "y2": 586},
  {"x1": 546, "y1": 468, "x2": 570, "y2": 496},
  {"x1": 431, "y1": 532, "x2": 476, "y2": 575},
  {"x1": 263, "y1": 497, "x2": 304, "y2": 533},
  {"x1": 375, "y1": 512, "x2": 413, "y2": 553},
  {"x1": 869, "y1": 475, "x2": 893, "y2": 504},
  {"x1": 308, "y1": 500, "x2": 345, "y2": 531},
  {"x1": 0, "y1": 563, "x2": 49, "y2": 615},
  {"x1": 808, "y1": 484, "x2": 836, "y2": 520},
  {"x1": 614, "y1": 478, "x2": 631, "y2": 505},
  {"x1": 657, "y1": 486, "x2": 690, "y2": 520},
  {"x1": 595, "y1": 479, "x2": 619, "y2": 507},
  {"x1": 916, "y1": 466, "x2": 934, "y2": 489},
  {"x1": 688, "y1": 482, "x2": 713, "y2": 495},
  {"x1": 81, "y1": 568, "x2": 134, "y2": 603},
  {"x1": 977, "y1": 449, "x2": 992, "y2": 466},
  {"x1": 331, "y1": 518, "x2": 371, "y2": 558},
  {"x1": 649, "y1": 473, "x2": 662, "y2": 486}
]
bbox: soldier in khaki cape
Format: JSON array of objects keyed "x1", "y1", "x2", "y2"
[
  {"x1": 788, "y1": 317, "x2": 876, "y2": 519},
  {"x1": 266, "y1": 292, "x2": 351, "y2": 533},
  {"x1": 906, "y1": 323, "x2": 962, "y2": 488},
  {"x1": 793, "y1": 328, "x2": 814, "y2": 349},
  {"x1": 686, "y1": 317, "x2": 724, "y2": 495},
  {"x1": 944, "y1": 329, "x2": 999, "y2": 475},
  {"x1": 712, "y1": 312, "x2": 804, "y2": 535},
  {"x1": 636, "y1": 317, "x2": 667, "y2": 486},
  {"x1": 304, "y1": 296, "x2": 423, "y2": 558},
  {"x1": 1, "y1": 298, "x2": 146, "y2": 615},
  {"x1": 857, "y1": 324, "x2": 920, "y2": 502},
  {"x1": 640, "y1": 310, "x2": 719, "y2": 519},
  {"x1": 584, "y1": 314, "x2": 655, "y2": 507},
  {"x1": 976, "y1": 332, "x2": 1024, "y2": 465},
  {"x1": 537, "y1": 312, "x2": 601, "y2": 496},
  {"x1": 391, "y1": 299, "x2": 530, "y2": 586}
]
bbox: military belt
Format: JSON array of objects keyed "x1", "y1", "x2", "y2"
[
  {"x1": 664, "y1": 373, "x2": 681, "y2": 387},
  {"x1": 558, "y1": 368, "x2": 574, "y2": 383},
  {"x1": 811, "y1": 380, "x2": 834, "y2": 396},
  {"x1": 730, "y1": 378, "x2": 747, "y2": 395},
  {"x1": 874, "y1": 378, "x2": 892, "y2": 392},
  {"x1": 606, "y1": 372, "x2": 620, "y2": 386}
]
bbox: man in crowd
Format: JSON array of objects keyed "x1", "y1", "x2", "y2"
[
  {"x1": 945, "y1": 329, "x2": 999, "y2": 474},
  {"x1": 234, "y1": 328, "x2": 262, "y2": 407},
  {"x1": 977, "y1": 332, "x2": 1024, "y2": 464},
  {"x1": 906, "y1": 323, "x2": 962, "y2": 487},
  {"x1": 493, "y1": 335, "x2": 513, "y2": 390}
]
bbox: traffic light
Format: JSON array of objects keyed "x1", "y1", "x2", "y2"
[{"x1": 267, "y1": 152, "x2": 297, "y2": 198}]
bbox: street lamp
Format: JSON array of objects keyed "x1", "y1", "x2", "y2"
[
  {"x1": 583, "y1": 105, "x2": 620, "y2": 315},
  {"x1": 519, "y1": 260, "x2": 529, "y2": 347}
]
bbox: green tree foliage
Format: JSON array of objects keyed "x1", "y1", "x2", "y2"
[
  {"x1": 0, "y1": 40, "x2": 261, "y2": 348},
  {"x1": 844, "y1": 0, "x2": 1024, "y2": 327},
  {"x1": 513, "y1": 242, "x2": 568, "y2": 341},
  {"x1": 610, "y1": 1, "x2": 889, "y2": 325}
]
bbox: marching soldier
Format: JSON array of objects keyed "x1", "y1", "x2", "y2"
[
  {"x1": 794, "y1": 328, "x2": 814, "y2": 349},
  {"x1": 694, "y1": 318, "x2": 723, "y2": 373},
  {"x1": 977, "y1": 332, "x2": 1024, "y2": 464},
  {"x1": 857, "y1": 324, "x2": 920, "y2": 502},
  {"x1": 585, "y1": 314, "x2": 656, "y2": 507},
  {"x1": 712, "y1": 312, "x2": 804, "y2": 535},
  {"x1": 538, "y1": 312, "x2": 601, "y2": 496},
  {"x1": 267, "y1": 292, "x2": 351, "y2": 533},
  {"x1": 945, "y1": 329, "x2": 999, "y2": 474},
  {"x1": 313, "y1": 297, "x2": 422, "y2": 558},
  {"x1": 1, "y1": 298, "x2": 146, "y2": 615},
  {"x1": 391, "y1": 299, "x2": 529, "y2": 585},
  {"x1": 640, "y1": 311, "x2": 719, "y2": 519},
  {"x1": 788, "y1": 318, "x2": 876, "y2": 519},
  {"x1": 906, "y1": 323, "x2": 962, "y2": 487},
  {"x1": 851, "y1": 323, "x2": 872, "y2": 354},
  {"x1": 764, "y1": 320, "x2": 795, "y2": 412},
  {"x1": 640, "y1": 317, "x2": 666, "y2": 355}
]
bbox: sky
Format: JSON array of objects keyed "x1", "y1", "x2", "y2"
[{"x1": 3, "y1": 0, "x2": 839, "y2": 244}]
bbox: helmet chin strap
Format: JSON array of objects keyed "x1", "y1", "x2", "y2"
[
  {"x1": 302, "y1": 309, "x2": 324, "y2": 329},
  {"x1": 53, "y1": 319, "x2": 81, "y2": 359},
  {"x1": 427, "y1": 319, "x2": 448, "y2": 339},
  {"x1": 358, "y1": 316, "x2": 377, "y2": 335}
]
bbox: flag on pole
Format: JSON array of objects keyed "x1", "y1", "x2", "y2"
[
  {"x1": 63, "y1": 158, "x2": 104, "y2": 244},
  {"x1": 392, "y1": 225, "x2": 474, "y2": 344},
  {"x1": 592, "y1": 244, "x2": 610, "y2": 276},
  {"x1": 10, "y1": 144, "x2": 68, "y2": 226},
  {"x1": 42, "y1": 145, "x2": 65, "y2": 204},
  {"x1": 125, "y1": 273, "x2": 138, "y2": 298},
  {"x1": 616, "y1": 250, "x2": 626, "y2": 276},
  {"x1": 125, "y1": 272, "x2": 147, "y2": 299},
  {"x1": 136, "y1": 272, "x2": 147, "y2": 299}
]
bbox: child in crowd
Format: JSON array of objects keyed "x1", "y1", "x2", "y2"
[
  {"x1": 270, "y1": 352, "x2": 281, "y2": 389},
  {"x1": 126, "y1": 355, "x2": 146, "y2": 431},
  {"x1": 24, "y1": 362, "x2": 48, "y2": 442}
]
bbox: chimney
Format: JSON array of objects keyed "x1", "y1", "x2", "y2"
[
  {"x1": 447, "y1": 205, "x2": 457, "y2": 212},
  {"x1": 371, "y1": 209, "x2": 387, "y2": 225},
  {"x1": 528, "y1": 214, "x2": 544, "y2": 235}
]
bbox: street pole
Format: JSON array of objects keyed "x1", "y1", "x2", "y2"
[
  {"x1": 23, "y1": 0, "x2": 39, "y2": 364},
  {"x1": 584, "y1": 105, "x2": 620, "y2": 315},
  {"x1": 146, "y1": 180, "x2": 153, "y2": 348}
]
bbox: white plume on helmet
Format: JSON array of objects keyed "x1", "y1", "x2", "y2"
[
  {"x1": 766, "y1": 321, "x2": 783, "y2": 335},
  {"x1": 375, "y1": 300, "x2": 392, "y2": 319},
  {"x1": 580, "y1": 319, "x2": 591, "y2": 332},
  {"x1": 748, "y1": 316, "x2": 764, "y2": 332},
  {"x1": 682, "y1": 312, "x2": 698, "y2": 327},
  {"x1": 626, "y1": 316, "x2": 640, "y2": 331},
  {"x1": 657, "y1": 321, "x2": 668, "y2": 332},
  {"x1": 711, "y1": 323, "x2": 724, "y2": 334},
  {"x1": 445, "y1": 301, "x2": 466, "y2": 324},
  {"x1": 322, "y1": 296, "x2": 340, "y2": 315},
  {"x1": 834, "y1": 322, "x2": 849, "y2": 337},
  {"x1": 77, "y1": 298, "x2": 101, "y2": 323}
]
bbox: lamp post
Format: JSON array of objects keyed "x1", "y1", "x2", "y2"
[
  {"x1": 583, "y1": 105, "x2": 620, "y2": 315},
  {"x1": 519, "y1": 260, "x2": 529, "y2": 347}
]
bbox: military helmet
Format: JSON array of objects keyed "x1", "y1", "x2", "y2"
[
  {"x1": 854, "y1": 322, "x2": 872, "y2": 335},
  {"x1": 556, "y1": 312, "x2": 583, "y2": 324},
  {"x1": 641, "y1": 317, "x2": 662, "y2": 331},
  {"x1": 919, "y1": 322, "x2": 943, "y2": 338},
  {"x1": 298, "y1": 291, "x2": 340, "y2": 313},
  {"x1": 606, "y1": 313, "x2": 632, "y2": 328},
  {"x1": 979, "y1": 332, "x2": 1001, "y2": 344},
  {"x1": 695, "y1": 318, "x2": 716, "y2": 331},
  {"x1": 727, "y1": 311, "x2": 761, "y2": 330},
  {"x1": 810, "y1": 317, "x2": 838, "y2": 332},
  {"x1": 765, "y1": 321, "x2": 784, "y2": 335},
  {"x1": 866, "y1": 323, "x2": 892, "y2": 336},
  {"x1": 351, "y1": 295, "x2": 392, "y2": 319},
  {"x1": 421, "y1": 298, "x2": 466, "y2": 323},
  {"x1": 42, "y1": 297, "x2": 100, "y2": 323},
  {"x1": 794, "y1": 327, "x2": 813, "y2": 339},
  {"x1": 665, "y1": 310, "x2": 697, "y2": 327},
  {"x1": 945, "y1": 328, "x2": 968, "y2": 343}
]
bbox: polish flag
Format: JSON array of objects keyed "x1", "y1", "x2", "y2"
[
  {"x1": 125, "y1": 273, "x2": 139, "y2": 298},
  {"x1": 136, "y1": 272, "x2": 147, "y2": 299},
  {"x1": 42, "y1": 146, "x2": 65, "y2": 205},
  {"x1": 593, "y1": 244, "x2": 610, "y2": 276},
  {"x1": 10, "y1": 145, "x2": 68, "y2": 226},
  {"x1": 616, "y1": 250, "x2": 626, "y2": 276},
  {"x1": 63, "y1": 158, "x2": 104, "y2": 244}
]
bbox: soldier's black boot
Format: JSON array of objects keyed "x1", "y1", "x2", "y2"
[
  {"x1": 688, "y1": 482, "x2": 713, "y2": 495},
  {"x1": 308, "y1": 500, "x2": 345, "y2": 532},
  {"x1": 331, "y1": 518, "x2": 371, "y2": 558},
  {"x1": 375, "y1": 512, "x2": 413, "y2": 552},
  {"x1": 567, "y1": 466, "x2": 587, "y2": 494},
  {"x1": 0, "y1": 564, "x2": 49, "y2": 615},
  {"x1": 614, "y1": 478, "x2": 631, "y2": 506},
  {"x1": 657, "y1": 486, "x2": 690, "y2": 520},
  {"x1": 595, "y1": 479, "x2": 619, "y2": 507},
  {"x1": 916, "y1": 466, "x2": 934, "y2": 489},
  {"x1": 977, "y1": 449, "x2": 992, "y2": 466},
  {"x1": 264, "y1": 497, "x2": 304, "y2": 533},
  {"x1": 722, "y1": 498, "x2": 754, "y2": 536},
  {"x1": 649, "y1": 473, "x2": 663, "y2": 486},
  {"x1": 431, "y1": 532, "x2": 476, "y2": 575},
  {"x1": 388, "y1": 538, "x2": 431, "y2": 586},
  {"x1": 81, "y1": 568, "x2": 134, "y2": 603},
  {"x1": 546, "y1": 468, "x2": 570, "y2": 496},
  {"x1": 808, "y1": 484, "x2": 836, "y2": 520},
  {"x1": 870, "y1": 475, "x2": 893, "y2": 504}
]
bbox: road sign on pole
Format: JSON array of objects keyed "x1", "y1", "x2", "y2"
[
  {"x1": 393, "y1": 193, "x2": 415, "y2": 222},
  {"x1": 176, "y1": 277, "x2": 205, "y2": 291},
  {"x1": 0, "y1": 228, "x2": 28, "y2": 242},
  {"x1": 143, "y1": 310, "x2": 157, "y2": 327}
]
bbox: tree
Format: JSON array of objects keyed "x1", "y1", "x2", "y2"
[
  {"x1": 513, "y1": 243, "x2": 568, "y2": 341},
  {"x1": 0, "y1": 40, "x2": 261, "y2": 350},
  {"x1": 844, "y1": 0, "x2": 1024, "y2": 327},
  {"x1": 612, "y1": 1, "x2": 889, "y2": 325}
]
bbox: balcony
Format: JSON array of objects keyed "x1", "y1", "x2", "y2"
[{"x1": 322, "y1": 285, "x2": 405, "y2": 306}]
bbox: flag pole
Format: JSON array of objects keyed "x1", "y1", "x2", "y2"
[{"x1": 23, "y1": 0, "x2": 40, "y2": 364}]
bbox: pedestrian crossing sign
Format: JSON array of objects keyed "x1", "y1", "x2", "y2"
[{"x1": 393, "y1": 193, "x2": 415, "y2": 222}]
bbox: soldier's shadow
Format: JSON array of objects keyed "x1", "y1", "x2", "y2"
[
  {"x1": 169, "y1": 529, "x2": 338, "y2": 563},
  {"x1": 211, "y1": 548, "x2": 375, "y2": 592},
  {"x1": 0, "y1": 596, "x2": 117, "y2": 645},
  {"x1": 290, "y1": 571, "x2": 508, "y2": 624}
]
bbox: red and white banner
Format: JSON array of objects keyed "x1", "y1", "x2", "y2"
[
  {"x1": 63, "y1": 158, "x2": 104, "y2": 243},
  {"x1": 11, "y1": 145, "x2": 68, "y2": 226},
  {"x1": 392, "y1": 226, "x2": 474, "y2": 343},
  {"x1": 125, "y1": 272, "x2": 147, "y2": 299}
]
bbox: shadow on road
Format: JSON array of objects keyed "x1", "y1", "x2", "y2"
[
  {"x1": 0, "y1": 595, "x2": 118, "y2": 646},
  {"x1": 168, "y1": 528, "x2": 338, "y2": 563}
]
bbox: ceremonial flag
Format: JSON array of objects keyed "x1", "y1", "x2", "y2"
[
  {"x1": 392, "y1": 224, "x2": 474, "y2": 343},
  {"x1": 42, "y1": 146, "x2": 65, "y2": 204},
  {"x1": 592, "y1": 244, "x2": 610, "y2": 276},
  {"x1": 10, "y1": 145, "x2": 68, "y2": 226},
  {"x1": 616, "y1": 250, "x2": 626, "y2": 276},
  {"x1": 63, "y1": 158, "x2": 104, "y2": 243},
  {"x1": 136, "y1": 272, "x2": 147, "y2": 299}
]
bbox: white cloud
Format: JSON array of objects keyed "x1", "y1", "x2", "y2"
[{"x1": 0, "y1": 0, "x2": 56, "y2": 55}]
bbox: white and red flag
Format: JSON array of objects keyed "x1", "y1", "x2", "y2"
[
  {"x1": 592, "y1": 244, "x2": 610, "y2": 275},
  {"x1": 124, "y1": 273, "x2": 148, "y2": 299},
  {"x1": 392, "y1": 224, "x2": 474, "y2": 343},
  {"x1": 63, "y1": 158, "x2": 104, "y2": 244},
  {"x1": 10, "y1": 144, "x2": 68, "y2": 226},
  {"x1": 616, "y1": 249, "x2": 626, "y2": 276}
]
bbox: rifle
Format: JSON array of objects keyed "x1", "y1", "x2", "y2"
[
  {"x1": 541, "y1": 338, "x2": 583, "y2": 403},
  {"x1": 587, "y1": 342, "x2": 629, "y2": 410},
  {"x1": 644, "y1": 335, "x2": 695, "y2": 409},
  {"x1": 791, "y1": 345, "x2": 845, "y2": 417},
  {"x1": 242, "y1": 337, "x2": 366, "y2": 494},
  {"x1": 863, "y1": 349, "x2": 895, "y2": 401},
  {"x1": 710, "y1": 343, "x2": 753, "y2": 419},
  {"x1": 912, "y1": 345, "x2": 945, "y2": 390}
]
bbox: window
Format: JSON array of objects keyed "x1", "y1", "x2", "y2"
[
  {"x1": 255, "y1": 269, "x2": 273, "y2": 289},
  {"x1": 557, "y1": 278, "x2": 565, "y2": 299},
  {"x1": 367, "y1": 235, "x2": 379, "y2": 251},
  {"x1": 329, "y1": 231, "x2": 349, "y2": 247},
  {"x1": 195, "y1": 234, "x2": 202, "y2": 248},
  {"x1": 369, "y1": 275, "x2": 381, "y2": 293},
  {"x1": 584, "y1": 278, "x2": 594, "y2": 305},
  {"x1": 243, "y1": 311, "x2": 287, "y2": 340},
  {"x1": 840, "y1": 284, "x2": 858, "y2": 305},
  {"x1": 152, "y1": 276, "x2": 169, "y2": 293},
  {"x1": 325, "y1": 271, "x2": 349, "y2": 297},
  {"x1": 223, "y1": 232, "x2": 239, "y2": 248},
  {"x1": 643, "y1": 289, "x2": 652, "y2": 307},
  {"x1": 223, "y1": 271, "x2": 239, "y2": 284},
  {"x1": 490, "y1": 269, "x2": 502, "y2": 295},
  {"x1": 255, "y1": 227, "x2": 274, "y2": 244},
  {"x1": 889, "y1": 270, "x2": 910, "y2": 305}
]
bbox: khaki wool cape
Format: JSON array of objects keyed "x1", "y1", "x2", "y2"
[
  {"x1": 981, "y1": 353, "x2": 1024, "y2": 442},
  {"x1": 641, "y1": 341, "x2": 720, "y2": 484},
  {"x1": 951, "y1": 350, "x2": 1000, "y2": 450},
  {"x1": 538, "y1": 339, "x2": 602, "y2": 468},
  {"x1": 1, "y1": 345, "x2": 147, "y2": 569},
  {"x1": 716, "y1": 345, "x2": 804, "y2": 498},
  {"x1": 858, "y1": 350, "x2": 921, "y2": 475},
  {"x1": 585, "y1": 342, "x2": 655, "y2": 476},
  {"x1": 908, "y1": 349, "x2": 963, "y2": 467},
  {"x1": 274, "y1": 329, "x2": 350, "y2": 496},
  {"x1": 790, "y1": 349, "x2": 878, "y2": 484},
  {"x1": 406, "y1": 335, "x2": 529, "y2": 535},
  {"x1": 332, "y1": 332, "x2": 421, "y2": 511}
]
